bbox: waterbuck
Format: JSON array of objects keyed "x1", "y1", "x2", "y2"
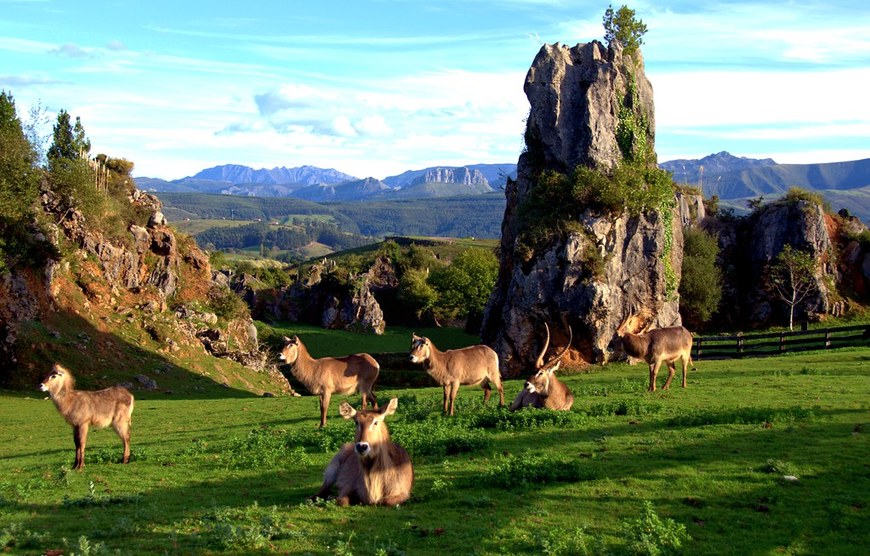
[
  {"x1": 312, "y1": 397, "x2": 414, "y2": 506},
  {"x1": 408, "y1": 334, "x2": 504, "y2": 416},
  {"x1": 615, "y1": 313, "x2": 695, "y2": 392},
  {"x1": 278, "y1": 335, "x2": 379, "y2": 427},
  {"x1": 39, "y1": 363, "x2": 134, "y2": 470},
  {"x1": 510, "y1": 324, "x2": 574, "y2": 411}
]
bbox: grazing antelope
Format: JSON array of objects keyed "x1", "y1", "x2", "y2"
[
  {"x1": 278, "y1": 335, "x2": 379, "y2": 427},
  {"x1": 408, "y1": 334, "x2": 504, "y2": 416},
  {"x1": 615, "y1": 312, "x2": 695, "y2": 392},
  {"x1": 510, "y1": 324, "x2": 574, "y2": 411},
  {"x1": 313, "y1": 397, "x2": 414, "y2": 506},
  {"x1": 39, "y1": 363, "x2": 134, "y2": 470}
]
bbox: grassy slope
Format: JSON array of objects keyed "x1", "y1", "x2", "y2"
[{"x1": 1, "y1": 346, "x2": 868, "y2": 555}]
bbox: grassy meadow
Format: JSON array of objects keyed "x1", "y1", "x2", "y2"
[{"x1": 1, "y1": 341, "x2": 869, "y2": 555}]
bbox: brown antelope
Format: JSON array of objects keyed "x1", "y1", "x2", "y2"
[
  {"x1": 408, "y1": 334, "x2": 504, "y2": 416},
  {"x1": 313, "y1": 397, "x2": 414, "y2": 506},
  {"x1": 278, "y1": 335, "x2": 379, "y2": 427},
  {"x1": 510, "y1": 324, "x2": 574, "y2": 411},
  {"x1": 39, "y1": 363, "x2": 134, "y2": 470},
  {"x1": 615, "y1": 312, "x2": 695, "y2": 392}
]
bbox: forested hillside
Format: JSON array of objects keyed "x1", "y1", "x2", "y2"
[{"x1": 156, "y1": 192, "x2": 507, "y2": 245}]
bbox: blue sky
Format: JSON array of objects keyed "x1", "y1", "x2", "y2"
[{"x1": 1, "y1": 0, "x2": 868, "y2": 180}]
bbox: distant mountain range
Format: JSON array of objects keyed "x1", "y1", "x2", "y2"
[
  {"x1": 136, "y1": 163, "x2": 517, "y2": 203},
  {"x1": 660, "y1": 152, "x2": 870, "y2": 222},
  {"x1": 135, "y1": 153, "x2": 869, "y2": 222}
]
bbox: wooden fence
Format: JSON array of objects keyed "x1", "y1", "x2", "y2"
[{"x1": 693, "y1": 324, "x2": 870, "y2": 360}]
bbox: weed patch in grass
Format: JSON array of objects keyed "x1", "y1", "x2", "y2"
[
  {"x1": 480, "y1": 451, "x2": 589, "y2": 489},
  {"x1": 666, "y1": 405, "x2": 822, "y2": 427},
  {"x1": 469, "y1": 406, "x2": 588, "y2": 430},
  {"x1": 620, "y1": 500, "x2": 691, "y2": 556},
  {"x1": 199, "y1": 502, "x2": 285, "y2": 551}
]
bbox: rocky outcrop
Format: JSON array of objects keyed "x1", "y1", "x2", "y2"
[
  {"x1": 412, "y1": 168, "x2": 489, "y2": 186},
  {"x1": 703, "y1": 199, "x2": 865, "y2": 328},
  {"x1": 482, "y1": 41, "x2": 681, "y2": 376},
  {"x1": 243, "y1": 257, "x2": 390, "y2": 335}
]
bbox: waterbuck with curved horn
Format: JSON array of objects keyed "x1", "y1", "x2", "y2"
[
  {"x1": 39, "y1": 363, "x2": 134, "y2": 470},
  {"x1": 510, "y1": 324, "x2": 574, "y2": 411},
  {"x1": 312, "y1": 397, "x2": 414, "y2": 506},
  {"x1": 408, "y1": 334, "x2": 504, "y2": 416},
  {"x1": 615, "y1": 310, "x2": 695, "y2": 392},
  {"x1": 278, "y1": 335, "x2": 380, "y2": 427}
]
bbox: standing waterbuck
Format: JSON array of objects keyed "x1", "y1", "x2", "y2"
[
  {"x1": 408, "y1": 334, "x2": 505, "y2": 415},
  {"x1": 312, "y1": 397, "x2": 414, "y2": 506},
  {"x1": 510, "y1": 324, "x2": 574, "y2": 411},
  {"x1": 278, "y1": 335, "x2": 379, "y2": 427},
  {"x1": 615, "y1": 312, "x2": 695, "y2": 392},
  {"x1": 39, "y1": 363, "x2": 134, "y2": 470}
]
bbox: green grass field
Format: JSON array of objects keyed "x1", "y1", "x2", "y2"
[{"x1": 2, "y1": 346, "x2": 869, "y2": 555}]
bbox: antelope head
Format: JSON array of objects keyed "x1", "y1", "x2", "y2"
[
  {"x1": 526, "y1": 324, "x2": 572, "y2": 394},
  {"x1": 278, "y1": 335, "x2": 300, "y2": 364},
  {"x1": 40, "y1": 363, "x2": 71, "y2": 393},
  {"x1": 339, "y1": 397, "x2": 398, "y2": 459},
  {"x1": 408, "y1": 334, "x2": 431, "y2": 363}
]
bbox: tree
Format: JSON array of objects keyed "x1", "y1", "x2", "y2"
[
  {"x1": 429, "y1": 248, "x2": 498, "y2": 323},
  {"x1": 766, "y1": 244, "x2": 818, "y2": 331},
  {"x1": 679, "y1": 227, "x2": 723, "y2": 329},
  {"x1": 603, "y1": 4, "x2": 648, "y2": 54},
  {"x1": 0, "y1": 90, "x2": 44, "y2": 272},
  {"x1": 398, "y1": 268, "x2": 439, "y2": 322},
  {"x1": 0, "y1": 90, "x2": 39, "y2": 222},
  {"x1": 46, "y1": 109, "x2": 100, "y2": 215}
]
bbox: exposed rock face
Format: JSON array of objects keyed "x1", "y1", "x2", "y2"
[
  {"x1": 412, "y1": 167, "x2": 489, "y2": 186},
  {"x1": 482, "y1": 41, "x2": 681, "y2": 376},
  {"x1": 243, "y1": 257, "x2": 390, "y2": 335},
  {"x1": 703, "y1": 199, "x2": 845, "y2": 327}
]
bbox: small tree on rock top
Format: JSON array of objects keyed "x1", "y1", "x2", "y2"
[{"x1": 603, "y1": 4, "x2": 648, "y2": 54}]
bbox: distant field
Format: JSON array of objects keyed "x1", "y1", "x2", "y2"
[{"x1": 169, "y1": 218, "x2": 253, "y2": 236}]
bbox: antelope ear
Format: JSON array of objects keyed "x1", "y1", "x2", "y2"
[
  {"x1": 282, "y1": 336, "x2": 290, "y2": 342},
  {"x1": 382, "y1": 397, "x2": 399, "y2": 417},
  {"x1": 339, "y1": 402, "x2": 356, "y2": 419}
]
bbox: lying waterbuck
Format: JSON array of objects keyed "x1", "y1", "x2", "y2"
[
  {"x1": 408, "y1": 334, "x2": 504, "y2": 416},
  {"x1": 278, "y1": 335, "x2": 379, "y2": 427},
  {"x1": 510, "y1": 324, "x2": 574, "y2": 411},
  {"x1": 615, "y1": 313, "x2": 695, "y2": 392},
  {"x1": 39, "y1": 363, "x2": 134, "y2": 470},
  {"x1": 313, "y1": 397, "x2": 414, "y2": 506}
]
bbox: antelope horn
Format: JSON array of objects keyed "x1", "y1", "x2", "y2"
[
  {"x1": 535, "y1": 322, "x2": 551, "y2": 369},
  {"x1": 542, "y1": 326, "x2": 573, "y2": 369}
]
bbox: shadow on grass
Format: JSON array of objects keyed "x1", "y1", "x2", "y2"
[{"x1": 2, "y1": 308, "x2": 273, "y2": 400}]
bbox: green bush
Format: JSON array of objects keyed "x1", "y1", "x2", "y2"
[
  {"x1": 516, "y1": 162, "x2": 675, "y2": 261},
  {"x1": 620, "y1": 500, "x2": 690, "y2": 556},
  {"x1": 679, "y1": 227, "x2": 723, "y2": 329}
]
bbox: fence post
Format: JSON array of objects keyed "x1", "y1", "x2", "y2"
[
  {"x1": 779, "y1": 332, "x2": 785, "y2": 353},
  {"x1": 737, "y1": 334, "x2": 744, "y2": 357},
  {"x1": 695, "y1": 337, "x2": 702, "y2": 361},
  {"x1": 825, "y1": 329, "x2": 831, "y2": 349}
]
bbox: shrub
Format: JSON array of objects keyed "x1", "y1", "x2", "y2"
[
  {"x1": 679, "y1": 227, "x2": 723, "y2": 328},
  {"x1": 516, "y1": 162, "x2": 675, "y2": 261},
  {"x1": 620, "y1": 500, "x2": 690, "y2": 555}
]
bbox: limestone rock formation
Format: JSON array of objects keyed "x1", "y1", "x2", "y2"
[
  {"x1": 701, "y1": 198, "x2": 847, "y2": 327},
  {"x1": 242, "y1": 257, "x2": 390, "y2": 335},
  {"x1": 482, "y1": 41, "x2": 681, "y2": 376},
  {"x1": 412, "y1": 167, "x2": 489, "y2": 187}
]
